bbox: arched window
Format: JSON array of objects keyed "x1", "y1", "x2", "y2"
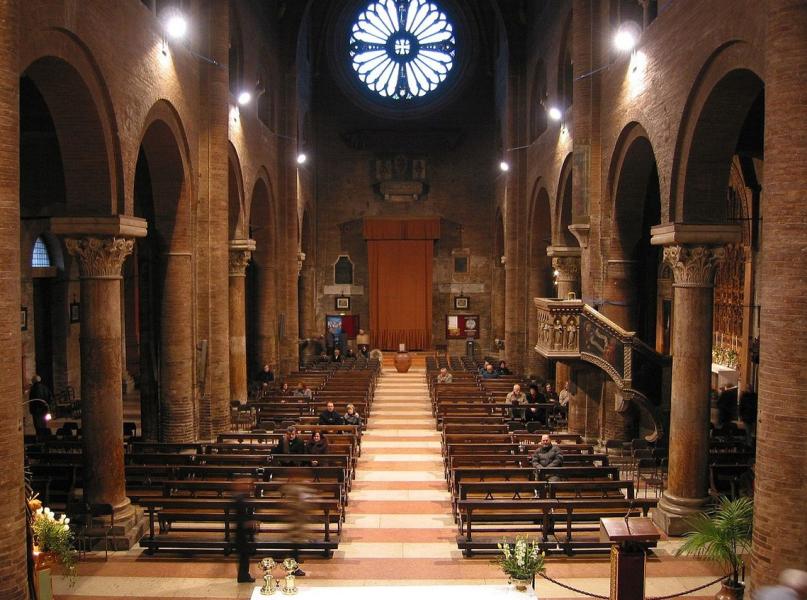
[
  {"x1": 32, "y1": 236, "x2": 51, "y2": 268},
  {"x1": 349, "y1": 0, "x2": 456, "y2": 101}
]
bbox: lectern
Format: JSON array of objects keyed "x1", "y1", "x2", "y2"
[{"x1": 600, "y1": 517, "x2": 661, "y2": 600}]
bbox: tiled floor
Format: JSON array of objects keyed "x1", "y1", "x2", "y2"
[{"x1": 53, "y1": 367, "x2": 725, "y2": 599}]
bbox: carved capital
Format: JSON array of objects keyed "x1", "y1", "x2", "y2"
[
  {"x1": 65, "y1": 236, "x2": 134, "y2": 279},
  {"x1": 663, "y1": 245, "x2": 724, "y2": 288},
  {"x1": 228, "y1": 249, "x2": 252, "y2": 276},
  {"x1": 552, "y1": 256, "x2": 581, "y2": 281}
]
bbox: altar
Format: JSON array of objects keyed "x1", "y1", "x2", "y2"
[{"x1": 251, "y1": 584, "x2": 533, "y2": 600}]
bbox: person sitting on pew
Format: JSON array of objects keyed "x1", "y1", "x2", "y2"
[
  {"x1": 436, "y1": 367, "x2": 453, "y2": 383},
  {"x1": 356, "y1": 329, "x2": 370, "y2": 357},
  {"x1": 345, "y1": 346, "x2": 356, "y2": 359},
  {"x1": 319, "y1": 401, "x2": 345, "y2": 425},
  {"x1": 279, "y1": 382, "x2": 291, "y2": 395},
  {"x1": 331, "y1": 348, "x2": 344, "y2": 363},
  {"x1": 544, "y1": 382, "x2": 559, "y2": 402},
  {"x1": 293, "y1": 382, "x2": 313, "y2": 400},
  {"x1": 305, "y1": 431, "x2": 329, "y2": 466},
  {"x1": 497, "y1": 360, "x2": 511, "y2": 375},
  {"x1": 481, "y1": 363, "x2": 499, "y2": 379},
  {"x1": 506, "y1": 384, "x2": 526, "y2": 420},
  {"x1": 531, "y1": 434, "x2": 563, "y2": 481},
  {"x1": 524, "y1": 384, "x2": 546, "y2": 423},
  {"x1": 478, "y1": 361, "x2": 491, "y2": 375},
  {"x1": 343, "y1": 403, "x2": 362, "y2": 427},
  {"x1": 257, "y1": 364, "x2": 275, "y2": 389},
  {"x1": 272, "y1": 426, "x2": 306, "y2": 462}
]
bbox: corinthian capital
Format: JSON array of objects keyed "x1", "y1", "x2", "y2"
[
  {"x1": 228, "y1": 249, "x2": 252, "y2": 276},
  {"x1": 663, "y1": 245, "x2": 724, "y2": 288},
  {"x1": 65, "y1": 237, "x2": 134, "y2": 278}
]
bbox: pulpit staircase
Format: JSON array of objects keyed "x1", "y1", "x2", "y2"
[{"x1": 533, "y1": 298, "x2": 671, "y2": 442}]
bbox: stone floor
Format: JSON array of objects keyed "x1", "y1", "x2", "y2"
[{"x1": 52, "y1": 366, "x2": 725, "y2": 599}]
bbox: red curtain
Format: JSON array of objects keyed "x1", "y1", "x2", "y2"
[{"x1": 368, "y1": 239, "x2": 433, "y2": 351}]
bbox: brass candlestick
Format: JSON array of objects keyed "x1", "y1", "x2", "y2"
[
  {"x1": 259, "y1": 558, "x2": 278, "y2": 595},
  {"x1": 281, "y1": 558, "x2": 299, "y2": 595}
]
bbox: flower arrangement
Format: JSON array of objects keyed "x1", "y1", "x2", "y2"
[
  {"x1": 30, "y1": 498, "x2": 77, "y2": 583},
  {"x1": 496, "y1": 536, "x2": 545, "y2": 583},
  {"x1": 712, "y1": 345, "x2": 739, "y2": 368}
]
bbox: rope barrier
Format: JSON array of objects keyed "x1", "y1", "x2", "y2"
[{"x1": 537, "y1": 572, "x2": 727, "y2": 600}]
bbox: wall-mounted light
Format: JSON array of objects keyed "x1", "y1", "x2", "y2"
[
  {"x1": 297, "y1": 153, "x2": 308, "y2": 165},
  {"x1": 499, "y1": 161, "x2": 510, "y2": 172},
  {"x1": 165, "y1": 14, "x2": 188, "y2": 40},
  {"x1": 237, "y1": 91, "x2": 252, "y2": 106},
  {"x1": 548, "y1": 106, "x2": 563, "y2": 122},
  {"x1": 614, "y1": 20, "x2": 641, "y2": 52}
]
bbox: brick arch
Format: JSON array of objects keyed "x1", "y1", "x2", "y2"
[
  {"x1": 249, "y1": 171, "x2": 279, "y2": 369},
  {"x1": 554, "y1": 153, "x2": 575, "y2": 246},
  {"x1": 671, "y1": 40, "x2": 764, "y2": 222},
  {"x1": 137, "y1": 101, "x2": 193, "y2": 254},
  {"x1": 228, "y1": 143, "x2": 246, "y2": 240},
  {"x1": 608, "y1": 122, "x2": 661, "y2": 256},
  {"x1": 22, "y1": 53, "x2": 119, "y2": 215}
]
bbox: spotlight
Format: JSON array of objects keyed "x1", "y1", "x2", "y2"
[
  {"x1": 165, "y1": 14, "x2": 188, "y2": 39},
  {"x1": 499, "y1": 161, "x2": 510, "y2": 172},
  {"x1": 548, "y1": 106, "x2": 563, "y2": 122},
  {"x1": 553, "y1": 269, "x2": 560, "y2": 277},
  {"x1": 237, "y1": 91, "x2": 252, "y2": 105},
  {"x1": 614, "y1": 20, "x2": 641, "y2": 52},
  {"x1": 297, "y1": 153, "x2": 308, "y2": 165},
  {"x1": 44, "y1": 413, "x2": 52, "y2": 422}
]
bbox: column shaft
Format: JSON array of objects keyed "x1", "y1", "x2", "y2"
[
  {"x1": 228, "y1": 244, "x2": 253, "y2": 404},
  {"x1": 0, "y1": 0, "x2": 28, "y2": 594},
  {"x1": 752, "y1": 0, "x2": 807, "y2": 584}
]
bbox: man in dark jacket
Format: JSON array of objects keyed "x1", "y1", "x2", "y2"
[
  {"x1": 318, "y1": 402, "x2": 344, "y2": 425},
  {"x1": 531, "y1": 434, "x2": 563, "y2": 481},
  {"x1": 272, "y1": 426, "x2": 306, "y2": 457}
]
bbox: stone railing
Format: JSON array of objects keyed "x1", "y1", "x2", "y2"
[{"x1": 534, "y1": 298, "x2": 671, "y2": 441}]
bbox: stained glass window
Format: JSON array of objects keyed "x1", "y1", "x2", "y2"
[
  {"x1": 32, "y1": 236, "x2": 51, "y2": 268},
  {"x1": 349, "y1": 0, "x2": 456, "y2": 101}
]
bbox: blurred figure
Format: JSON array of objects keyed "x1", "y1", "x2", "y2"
[
  {"x1": 481, "y1": 363, "x2": 499, "y2": 379},
  {"x1": 279, "y1": 483, "x2": 314, "y2": 577},
  {"x1": 28, "y1": 375, "x2": 52, "y2": 437},
  {"x1": 525, "y1": 384, "x2": 546, "y2": 423},
  {"x1": 293, "y1": 382, "x2": 312, "y2": 400},
  {"x1": 233, "y1": 481, "x2": 256, "y2": 583},
  {"x1": 754, "y1": 569, "x2": 807, "y2": 600},
  {"x1": 497, "y1": 360, "x2": 511, "y2": 375}
]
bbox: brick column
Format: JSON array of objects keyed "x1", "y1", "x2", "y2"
[
  {"x1": 648, "y1": 223, "x2": 739, "y2": 534},
  {"x1": 228, "y1": 240, "x2": 254, "y2": 405},
  {"x1": 0, "y1": 0, "x2": 28, "y2": 595},
  {"x1": 299, "y1": 253, "x2": 317, "y2": 339},
  {"x1": 64, "y1": 236, "x2": 136, "y2": 519},
  {"x1": 752, "y1": 0, "x2": 807, "y2": 584}
]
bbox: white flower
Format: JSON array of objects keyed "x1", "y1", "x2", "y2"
[
  {"x1": 63, "y1": 524, "x2": 70, "y2": 531},
  {"x1": 63, "y1": 518, "x2": 70, "y2": 525}
]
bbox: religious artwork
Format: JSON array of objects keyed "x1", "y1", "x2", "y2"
[
  {"x1": 446, "y1": 314, "x2": 479, "y2": 339},
  {"x1": 579, "y1": 313, "x2": 624, "y2": 377},
  {"x1": 326, "y1": 314, "x2": 360, "y2": 340},
  {"x1": 334, "y1": 255, "x2": 354, "y2": 285},
  {"x1": 335, "y1": 296, "x2": 351, "y2": 310},
  {"x1": 454, "y1": 296, "x2": 469, "y2": 309}
]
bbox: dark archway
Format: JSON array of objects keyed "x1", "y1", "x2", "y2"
[
  {"x1": 527, "y1": 186, "x2": 552, "y2": 378},
  {"x1": 248, "y1": 175, "x2": 277, "y2": 378}
]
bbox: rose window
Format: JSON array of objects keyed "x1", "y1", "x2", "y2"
[{"x1": 349, "y1": 0, "x2": 456, "y2": 101}]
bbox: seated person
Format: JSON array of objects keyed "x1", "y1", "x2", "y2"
[
  {"x1": 257, "y1": 364, "x2": 275, "y2": 388},
  {"x1": 497, "y1": 360, "x2": 511, "y2": 376},
  {"x1": 480, "y1": 363, "x2": 500, "y2": 379},
  {"x1": 478, "y1": 361, "x2": 491, "y2": 375},
  {"x1": 272, "y1": 426, "x2": 306, "y2": 459},
  {"x1": 293, "y1": 382, "x2": 313, "y2": 400},
  {"x1": 557, "y1": 380, "x2": 572, "y2": 418},
  {"x1": 506, "y1": 383, "x2": 526, "y2": 420},
  {"x1": 544, "y1": 383, "x2": 559, "y2": 403},
  {"x1": 305, "y1": 431, "x2": 329, "y2": 465},
  {"x1": 356, "y1": 329, "x2": 370, "y2": 357},
  {"x1": 524, "y1": 384, "x2": 547, "y2": 423},
  {"x1": 331, "y1": 348, "x2": 344, "y2": 363},
  {"x1": 343, "y1": 403, "x2": 362, "y2": 427},
  {"x1": 318, "y1": 401, "x2": 344, "y2": 425},
  {"x1": 530, "y1": 434, "x2": 563, "y2": 481},
  {"x1": 436, "y1": 367, "x2": 453, "y2": 383},
  {"x1": 279, "y1": 382, "x2": 291, "y2": 396}
]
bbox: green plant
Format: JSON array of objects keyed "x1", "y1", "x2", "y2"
[
  {"x1": 495, "y1": 536, "x2": 545, "y2": 581},
  {"x1": 31, "y1": 506, "x2": 77, "y2": 584},
  {"x1": 676, "y1": 496, "x2": 753, "y2": 587}
]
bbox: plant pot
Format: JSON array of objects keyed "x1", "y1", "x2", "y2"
[
  {"x1": 715, "y1": 581, "x2": 744, "y2": 600},
  {"x1": 509, "y1": 576, "x2": 533, "y2": 592},
  {"x1": 394, "y1": 351, "x2": 411, "y2": 373},
  {"x1": 35, "y1": 551, "x2": 58, "y2": 571}
]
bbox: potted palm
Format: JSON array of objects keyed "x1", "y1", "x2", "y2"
[
  {"x1": 496, "y1": 536, "x2": 545, "y2": 592},
  {"x1": 676, "y1": 496, "x2": 753, "y2": 600}
]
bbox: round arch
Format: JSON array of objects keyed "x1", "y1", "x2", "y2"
[
  {"x1": 671, "y1": 41, "x2": 764, "y2": 222},
  {"x1": 228, "y1": 143, "x2": 246, "y2": 240},
  {"x1": 555, "y1": 153, "x2": 575, "y2": 246}
]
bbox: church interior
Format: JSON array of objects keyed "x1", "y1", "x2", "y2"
[{"x1": 1, "y1": 0, "x2": 806, "y2": 599}]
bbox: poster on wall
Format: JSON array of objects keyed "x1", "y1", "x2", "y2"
[
  {"x1": 446, "y1": 314, "x2": 480, "y2": 339},
  {"x1": 326, "y1": 314, "x2": 360, "y2": 339}
]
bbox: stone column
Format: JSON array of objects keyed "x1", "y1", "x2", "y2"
[
  {"x1": 299, "y1": 253, "x2": 317, "y2": 339},
  {"x1": 752, "y1": 0, "x2": 807, "y2": 584},
  {"x1": 228, "y1": 240, "x2": 254, "y2": 405},
  {"x1": 491, "y1": 256, "x2": 506, "y2": 348},
  {"x1": 649, "y1": 223, "x2": 739, "y2": 534},
  {"x1": 0, "y1": 0, "x2": 28, "y2": 594}
]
